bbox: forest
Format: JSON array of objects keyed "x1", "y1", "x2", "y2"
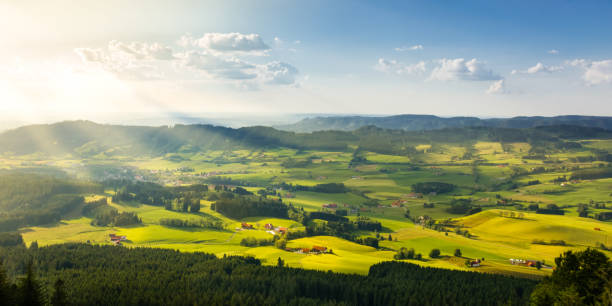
[
  {"x1": 0, "y1": 243, "x2": 537, "y2": 306},
  {"x1": 0, "y1": 172, "x2": 102, "y2": 231}
]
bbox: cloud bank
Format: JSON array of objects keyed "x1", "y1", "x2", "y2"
[{"x1": 74, "y1": 33, "x2": 298, "y2": 87}]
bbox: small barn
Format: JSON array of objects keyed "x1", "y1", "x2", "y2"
[
  {"x1": 311, "y1": 245, "x2": 327, "y2": 253},
  {"x1": 241, "y1": 223, "x2": 254, "y2": 229}
]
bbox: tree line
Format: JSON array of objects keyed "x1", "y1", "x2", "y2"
[{"x1": 0, "y1": 243, "x2": 537, "y2": 305}]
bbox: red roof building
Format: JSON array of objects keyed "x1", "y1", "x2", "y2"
[
  {"x1": 241, "y1": 223, "x2": 253, "y2": 229},
  {"x1": 311, "y1": 245, "x2": 327, "y2": 252}
]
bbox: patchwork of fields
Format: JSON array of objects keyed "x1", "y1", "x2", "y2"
[{"x1": 9, "y1": 138, "x2": 612, "y2": 277}]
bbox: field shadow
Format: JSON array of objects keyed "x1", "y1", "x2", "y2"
[
  {"x1": 116, "y1": 200, "x2": 143, "y2": 208},
  {"x1": 380, "y1": 226, "x2": 395, "y2": 233},
  {"x1": 192, "y1": 211, "x2": 222, "y2": 221}
]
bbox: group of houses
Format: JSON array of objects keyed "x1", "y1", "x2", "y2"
[
  {"x1": 322, "y1": 203, "x2": 338, "y2": 209},
  {"x1": 509, "y1": 258, "x2": 539, "y2": 267},
  {"x1": 264, "y1": 223, "x2": 287, "y2": 235},
  {"x1": 293, "y1": 245, "x2": 329, "y2": 255},
  {"x1": 391, "y1": 199, "x2": 409, "y2": 208},
  {"x1": 239, "y1": 222, "x2": 289, "y2": 234},
  {"x1": 467, "y1": 259, "x2": 481, "y2": 267},
  {"x1": 560, "y1": 180, "x2": 580, "y2": 187},
  {"x1": 109, "y1": 234, "x2": 127, "y2": 246},
  {"x1": 405, "y1": 192, "x2": 423, "y2": 199}
]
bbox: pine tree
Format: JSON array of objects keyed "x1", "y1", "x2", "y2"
[
  {"x1": 19, "y1": 261, "x2": 46, "y2": 306},
  {"x1": 51, "y1": 278, "x2": 68, "y2": 306},
  {"x1": 0, "y1": 262, "x2": 14, "y2": 305},
  {"x1": 190, "y1": 200, "x2": 201, "y2": 213}
]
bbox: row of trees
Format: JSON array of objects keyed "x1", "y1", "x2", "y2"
[
  {"x1": 82, "y1": 198, "x2": 141, "y2": 227},
  {"x1": 411, "y1": 182, "x2": 455, "y2": 194},
  {"x1": 214, "y1": 196, "x2": 289, "y2": 219},
  {"x1": 159, "y1": 218, "x2": 223, "y2": 230}
]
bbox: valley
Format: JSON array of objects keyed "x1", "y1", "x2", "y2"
[{"x1": 2, "y1": 122, "x2": 611, "y2": 279}]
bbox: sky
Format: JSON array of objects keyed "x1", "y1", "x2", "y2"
[{"x1": 1, "y1": 0, "x2": 612, "y2": 122}]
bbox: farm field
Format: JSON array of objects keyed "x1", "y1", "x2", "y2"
[{"x1": 7, "y1": 135, "x2": 612, "y2": 279}]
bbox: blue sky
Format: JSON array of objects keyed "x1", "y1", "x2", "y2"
[{"x1": 1, "y1": 0, "x2": 611, "y2": 120}]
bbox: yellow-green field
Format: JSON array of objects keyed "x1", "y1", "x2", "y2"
[{"x1": 9, "y1": 139, "x2": 612, "y2": 278}]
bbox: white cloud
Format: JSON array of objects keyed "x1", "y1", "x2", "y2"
[
  {"x1": 197, "y1": 33, "x2": 270, "y2": 53},
  {"x1": 146, "y1": 43, "x2": 175, "y2": 60},
  {"x1": 565, "y1": 59, "x2": 612, "y2": 85},
  {"x1": 178, "y1": 33, "x2": 196, "y2": 47},
  {"x1": 375, "y1": 58, "x2": 426, "y2": 75},
  {"x1": 73, "y1": 34, "x2": 300, "y2": 87},
  {"x1": 511, "y1": 62, "x2": 563, "y2": 75},
  {"x1": 548, "y1": 49, "x2": 559, "y2": 55},
  {"x1": 429, "y1": 58, "x2": 501, "y2": 81},
  {"x1": 74, "y1": 42, "x2": 174, "y2": 80},
  {"x1": 108, "y1": 40, "x2": 174, "y2": 60},
  {"x1": 394, "y1": 45, "x2": 423, "y2": 52},
  {"x1": 74, "y1": 48, "x2": 107, "y2": 63},
  {"x1": 582, "y1": 60, "x2": 612, "y2": 85},
  {"x1": 486, "y1": 79, "x2": 507, "y2": 94},
  {"x1": 568, "y1": 58, "x2": 588, "y2": 68},
  {"x1": 179, "y1": 51, "x2": 257, "y2": 80},
  {"x1": 261, "y1": 62, "x2": 299, "y2": 85}
]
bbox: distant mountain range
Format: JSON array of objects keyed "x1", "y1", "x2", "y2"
[
  {"x1": 275, "y1": 115, "x2": 612, "y2": 132},
  {"x1": 1, "y1": 120, "x2": 610, "y2": 158}
]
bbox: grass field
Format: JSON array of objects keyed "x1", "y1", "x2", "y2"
[{"x1": 11, "y1": 139, "x2": 612, "y2": 278}]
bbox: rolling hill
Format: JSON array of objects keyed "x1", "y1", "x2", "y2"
[
  {"x1": 1, "y1": 120, "x2": 611, "y2": 158},
  {"x1": 276, "y1": 115, "x2": 612, "y2": 132}
]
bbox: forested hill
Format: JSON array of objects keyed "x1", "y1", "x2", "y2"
[
  {"x1": 275, "y1": 115, "x2": 612, "y2": 132},
  {"x1": 0, "y1": 120, "x2": 611, "y2": 157}
]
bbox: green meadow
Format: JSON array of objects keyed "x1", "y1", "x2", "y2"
[{"x1": 10, "y1": 138, "x2": 612, "y2": 278}]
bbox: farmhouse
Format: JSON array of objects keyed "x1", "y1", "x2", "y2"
[
  {"x1": 241, "y1": 223, "x2": 254, "y2": 229},
  {"x1": 109, "y1": 234, "x2": 126, "y2": 245},
  {"x1": 276, "y1": 227, "x2": 288, "y2": 234},
  {"x1": 509, "y1": 259, "x2": 539, "y2": 267},
  {"x1": 406, "y1": 192, "x2": 423, "y2": 199},
  {"x1": 468, "y1": 259, "x2": 481, "y2": 267},
  {"x1": 311, "y1": 245, "x2": 327, "y2": 253},
  {"x1": 322, "y1": 203, "x2": 338, "y2": 209},
  {"x1": 265, "y1": 223, "x2": 274, "y2": 230},
  {"x1": 391, "y1": 200, "x2": 407, "y2": 208}
]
